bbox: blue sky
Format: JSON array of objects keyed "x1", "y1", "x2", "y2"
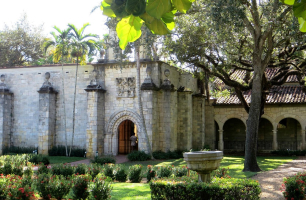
[{"x1": 0, "y1": 0, "x2": 109, "y2": 38}]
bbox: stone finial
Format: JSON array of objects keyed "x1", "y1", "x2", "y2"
[
  {"x1": 38, "y1": 72, "x2": 56, "y2": 93},
  {"x1": 0, "y1": 74, "x2": 9, "y2": 92},
  {"x1": 164, "y1": 69, "x2": 170, "y2": 79},
  {"x1": 100, "y1": 49, "x2": 105, "y2": 59},
  {"x1": 42, "y1": 72, "x2": 52, "y2": 88},
  {"x1": 146, "y1": 66, "x2": 152, "y2": 78},
  {"x1": 90, "y1": 70, "x2": 98, "y2": 86},
  {"x1": 161, "y1": 69, "x2": 174, "y2": 91}
]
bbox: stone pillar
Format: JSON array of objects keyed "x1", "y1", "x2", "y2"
[
  {"x1": 272, "y1": 129, "x2": 278, "y2": 150},
  {"x1": 192, "y1": 95, "x2": 205, "y2": 150},
  {"x1": 38, "y1": 72, "x2": 57, "y2": 155},
  {"x1": 160, "y1": 69, "x2": 177, "y2": 151},
  {"x1": 218, "y1": 129, "x2": 224, "y2": 151},
  {"x1": 0, "y1": 74, "x2": 12, "y2": 155},
  {"x1": 136, "y1": 29, "x2": 152, "y2": 61},
  {"x1": 178, "y1": 91, "x2": 193, "y2": 150},
  {"x1": 85, "y1": 69, "x2": 106, "y2": 158},
  {"x1": 301, "y1": 129, "x2": 305, "y2": 150},
  {"x1": 105, "y1": 29, "x2": 118, "y2": 63},
  {"x1": 141, "y1": 66, "x2": 158, "y2": 151}
]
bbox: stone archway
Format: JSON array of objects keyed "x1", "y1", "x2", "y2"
[
  {"x1": 258, "y1": 118, "x2": 273, "y2": 151},
  {"x1": 223, "y1": 118, "x2": 246, "y2": 151},
  {"x1": 105, "y1": 109, "x2": 144, "y2": 155},
  {"x1": 277, "y1": 118, "x2": 301, "y2": 150}
]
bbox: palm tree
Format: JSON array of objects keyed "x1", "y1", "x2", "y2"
[
  {"x1": 68, "y1": 23, "x2": 99, "y2": 156},
  {"x1": 44, "y1": 26, "x2": 72, "y2": 157}
]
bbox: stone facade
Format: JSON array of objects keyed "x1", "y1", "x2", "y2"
[{"x1": 0, "y1": 61, "x2": 205, "y2": 157}]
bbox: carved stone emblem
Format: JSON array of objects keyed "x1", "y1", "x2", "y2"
[{"x1": 116, "y1": 77, "x2": 135, "y2": 97}]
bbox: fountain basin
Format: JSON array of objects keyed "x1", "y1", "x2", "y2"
[{"x1": 183, "y1": 151, "x2": 223, "y2": 183}]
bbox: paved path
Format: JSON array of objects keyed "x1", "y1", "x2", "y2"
[{"x1": 252, "y1": 157, "x2": 306, "y2": 200}]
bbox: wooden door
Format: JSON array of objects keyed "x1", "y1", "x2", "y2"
[{"x1": 118, "y1": 120, "x2": 134, "y2": 154}]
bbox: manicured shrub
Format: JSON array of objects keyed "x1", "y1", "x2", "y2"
[
  {"x1": 152, "y1": 150, "x2": 169, "y2": 159},
  {"x1": 150, "y1": 177, "x2": 261, "y2": 200},
  {"x1": 88, "y1": 164, "x2": 103, "y2": 179},
  {"x1": 173, "y1": 166, "x2": 188, "y2": 177},
  {"x1": 89, "y1": 173, "x2": 112, "y2": 200},
  {"x1": 282, "y1": 172, "x2": 306, "y2": 199},
  {"x1": 71, "y1": 174, "x2": 92, "y2": 200},
  {"x1": 152, "y1": 150, "x2": 184, "y2": 159},
  {"x1": 52, "y1": 164, "x2": 74, "y2": 177},
  {"x1": 2, "y1": 146, "x2": 37, "y2": 155},
  {"x1": 37, "y1": 164, "x2": 51, "y2": 174},
  {"x1": 271, "y1": 149, "x2": 306, "y2": 156},
  {"x1": 91, "y1": 156, "x2": 116, "y2": 165},
  {"x1": 212, "y1": 167, "x2": 231, "y2": 178},
  {"x1": 128, "y1": 165, "x2": 143, "y2": 183},
  {"x1": 104, "y1": 163, "x2": 115, "y2": 180},
  {"x1": 48, "y1": 145, "x2": 86, "y2": 157},
  {"x1": 29, "y1": 154, "x2": 50, "y2": 165},
  {"x1": 157, "y1": 166, "x2": 173, "y2": 178},
  {"x1": 146, "y1": 165, "x2": 156, "y2": 183},
  {"x1": 35, "y1": 173, "x2": 52, "y2": 200},
  {"x1": 3, "y1": 163, "x2": 12, "y2": 175},
  {"x1": 127, "y1": 151, "x2": 150, "y2": 161},
  {"x1": 75, "y1": 163, "x2": 87, "y2": 175},
  {"x1": 114, "y1": 166, "x2": 127, "y2": 182},
  {"x1": 49, "y1": 175, "x2": 72, "y2": 200}
]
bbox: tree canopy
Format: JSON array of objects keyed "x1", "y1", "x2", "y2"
[
  {"x1": 162, "y1": 0, "x2": 306, "y2": 172},
  {"x1": 0, "y1": 15, "x2": 46, "y2": 67}
]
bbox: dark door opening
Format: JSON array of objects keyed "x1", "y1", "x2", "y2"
[{"x1": 118, "y1": 120, "x2": 138, "y2": 154}]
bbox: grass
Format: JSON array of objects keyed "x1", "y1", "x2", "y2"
[
  {"x1": 47, "y1": 156, "x2": 87, "y2": 164},
  {"x1": 111, "y1": 183, "x2": 151, "y2": 200}
]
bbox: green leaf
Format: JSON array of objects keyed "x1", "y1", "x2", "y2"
[
  {"x1": 101, "y1": 1, "x2": 116, "y2": 17},
  {"x1": 298, "y1": 17, "x2": 306, "y2": 32},
  {"x1": 172, "y1": 0, "x2": 194, "y2": 13},
  {"x1": 111, "y1": 0, "x2": 130, "y2": 18},
  {"x1": 293, "y1": 0, "x2": 306, "y2": 19},
  {"x1": 140, "y1": 13, "x2": 155, "y2": 24},
  {"x1": 145, "y1": 18, "x2": 170, "y2": 35},
  {"x1": 162, "y1": 12, "x2": 175, "y2": 30},
  {"x1": 105, "y1": 0, "x2": 113, "y2": 5},
  {"x1": 116, "y1": 15, "x2": 143, "y2": 49},
  {"x1": 126, "y1": 0, "x2": 146, "y2": 16},
  {"x1": 280, "y1": 0, "x2": 295, "y2": 5},
  {"x1": 146, "y1": 0, "x2": 172, "y2": 19}
]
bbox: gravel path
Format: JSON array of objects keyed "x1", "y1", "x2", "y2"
[{"x1": 252, "y1": 157, "x2": 306, "y2": 199}]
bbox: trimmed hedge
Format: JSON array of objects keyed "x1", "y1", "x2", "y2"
[
  {"x1": 271, "y1": 149, "x2": 306, "y2": 156},
  {"x1": 127, "y1": 151, "x2": 150, "y2": 161},
  {"x1": 150, "y1": 177, "x2": 261, "y2": 200},
  {"x1": 152, "y1": 150, "x2": 184, "y2": 159},
  {"x1": 48, "y1": 145, "x2": 86, "y2": 157}
]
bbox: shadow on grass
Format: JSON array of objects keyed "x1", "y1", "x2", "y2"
[{"x1": 111, "y1": 183, "x2": 151, "y2": 200}]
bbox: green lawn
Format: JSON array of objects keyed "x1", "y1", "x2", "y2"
[
  {"x1": 111, "y1": 183, "x2": 151, "y2": 200},
  {"x1": 110, "y1": 156, "x2": 295, "y2": 198},
  {"x1": 47, "y1": 156, "x2": 87, "y2": 164}
]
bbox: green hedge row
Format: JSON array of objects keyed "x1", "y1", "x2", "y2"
[
  {"x1": 271, "y1": 149, "x2": 306, "y2": 156},
  {"x1": 150, "y1": 177, "x2": 261, "y2": 200}
]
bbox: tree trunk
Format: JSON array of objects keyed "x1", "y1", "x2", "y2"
[
  {"x1": 135, "y1": 43, "x2": 153, "y2": 158},
  {"x1": 69, "y1": 57, "x2": 79, "y2": 157},
  {"x1": 243, "y1": 64, "x2": 263, "y2": 172},
  {"x1": 61, "y1": 60, "x2": 68, "y2": 157}
]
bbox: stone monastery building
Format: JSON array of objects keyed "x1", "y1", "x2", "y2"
[{"x1": 0, "y1": 49, "x2": 305, "y2": 157}]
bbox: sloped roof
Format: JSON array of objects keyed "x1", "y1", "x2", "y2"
[{"x1": 216, "y1": 85, "x2": 306, "y2": 105}]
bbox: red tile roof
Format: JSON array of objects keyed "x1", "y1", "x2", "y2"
[{"x1": 216, "y1": 85, "x2": 306, "y2": 105}]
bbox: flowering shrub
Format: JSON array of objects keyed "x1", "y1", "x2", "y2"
[
  {"x1": 173, "y1": 166, "x2": 188, "y2": 177},
  {"x1": 89, "y1": 173, "x2": 112, "y2": 200},
  {"x1": 2, "y1": 174, "x2": 36, "y2": 200},
  {"x1": 51, "y1": 163, "x2": 75, "y2": 177},
  {"x1": 157, "y1": 165, "x2": 172, "y2": 178},
  {"x1": 104, "y1": 163, "x2": 115, "y2": 180},
  {"x1": 114, "y1": 166, "x2": 127, "y2": 182},
  {"x1": 36, "y1": 163, "x2": 51, "y2": 174},
  {"x1": 146, "y1": 165, "x2": 156, "y2": 183},
  {"x1": 282, "y1": 172, "x2": 306, "y2": 200},
  {"x1": 71, "y1": 174, "x2": 91, "y2": 200},
  {"x1": 35, "y1": 173, "x2": 52, "y2": 199},
  {"x1": 75, "y1": 163, "x2": 87, "y2": 175},
  {"x1": 128, "y1": 165, "x2": 143, "y2": 183},
  {"x1": 212, "y1": 167, "x2": 231, "y2": 178},
  {"x1": 150, "y1": 177, "x2": 261, "y2": 200},
  {"x1": 48, "y1": 175, "x2": 72, "y2": 200},
  {"x1": 88, "y1": 164, "x2": 103, "y2": 179}
]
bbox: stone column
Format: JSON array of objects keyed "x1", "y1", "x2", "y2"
[
  {"x1": 0, "y1": 74, "x2": 12, "y2": 155},
  {"x1": 218, "y1": 129, "x2": 224, "y2": 151},
  {"x1": 272, "y1": 129, "x2": 278, "y2": 150},
  {"x1": 192, "y1": 95, "x2": 205, "y2": 150},
  {"x1": 38, "y1": 72, "x2": 57, "y2": 155},
  {"x1": 105, "y1": 29, "x2": 118, "y2": 63},
  {"x1": 141, "y1": 66, "x2": 158, "y2": 151},
  {"x1": 85, "y1": 69, "x2": 106, "y2": 158},
  {"x1": 160, "y1": 69, "x2": 177, "y2": 151},
  {"x1": 301, "y1": 129, "x2": 305, "y2": 150}
]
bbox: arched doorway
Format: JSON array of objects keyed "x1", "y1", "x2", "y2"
[
  {"x1": 277, "y1": 118, "x2": 301, "y2": 150},
  {"x1": 118, "y1": 120, "x2": 138, "y2": 154},
  {"x1": 223, "y1": 118, "x2": 246, "y2": 151},
  {"x1": 258, "y1": 118, "x2": 273, "y2": 150}
]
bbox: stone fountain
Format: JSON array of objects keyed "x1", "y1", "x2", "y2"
[{"x1": 183, "y1": 151, "x2": 223, "y2": 183}]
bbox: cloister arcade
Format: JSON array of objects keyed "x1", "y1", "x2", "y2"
[{"x1": 213, "y1": 109, "x2": 306, "y2": 152}]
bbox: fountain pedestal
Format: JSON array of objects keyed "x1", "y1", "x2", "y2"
[{"x1": 183, "y1": 151, "x2": 223, "y2": 183}]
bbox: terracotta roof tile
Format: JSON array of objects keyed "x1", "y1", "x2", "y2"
[{"x1": 216, "y1": 85, "x2": 306, "y2": 105}]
